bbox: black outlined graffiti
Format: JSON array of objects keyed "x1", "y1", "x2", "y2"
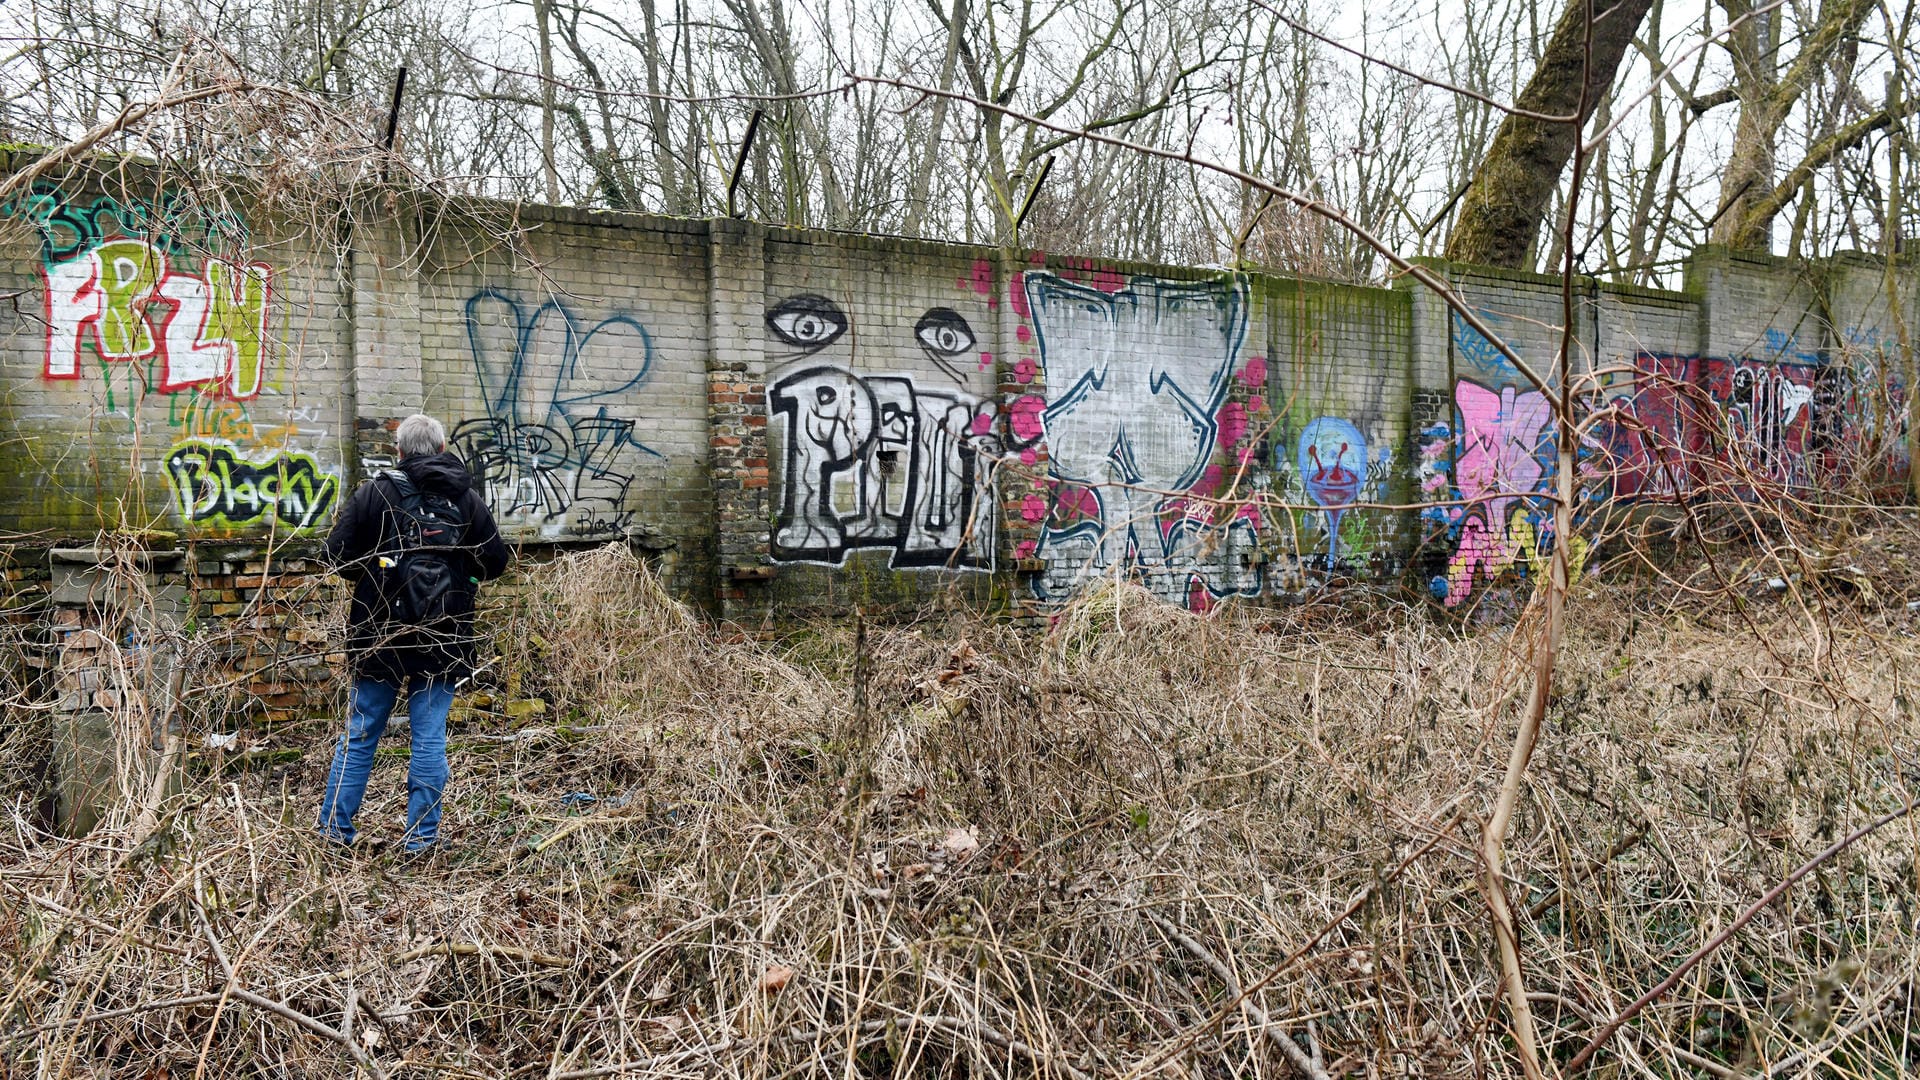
[
  {"x1": 1021, "y1": 272, "x2": 1254, "y2": 606},
  {"x1": 163, "y1": 440, "x2": 339, "y2": 531},
  {"x1": 913, "y1": 307, "x2": 979, "y2": 383},
  {"x1": 769, "y1": 365, "x2": 998, "y2": 568},
  {"x1": 1601, "y1": 354, "x2": 1832, "y2": 502},
  {"x1": 451, "y1": 289, "x2": 661, "y2": 537},
  {"x1": 766, "y1": 294, "x2": 849, "y2": 351},
  {"x1": 1726, "y1": 362, "x2": 1816, "y2": 477}
]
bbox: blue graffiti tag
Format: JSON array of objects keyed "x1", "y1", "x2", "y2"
[{"x1": 451, "y1": 290, "x2": 661, "y2": 536}]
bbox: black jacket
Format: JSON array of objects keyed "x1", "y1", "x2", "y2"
[{"x1": 324, "y1": 452, "x2": 511, "y2": 681}]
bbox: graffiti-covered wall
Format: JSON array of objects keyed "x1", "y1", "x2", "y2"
[
  {"x1": 416, "y1": 214, "x2": 714, "y2": 562},
  {"x1": 0, "y1": 181, "x2": 351, "y2": 539},
  {"x1": 2, "y1": 164, "x2": 1916, "y2": 624},
  {"x1": 1411, "y1": 252, "x2": 1916, "y2": 610}
]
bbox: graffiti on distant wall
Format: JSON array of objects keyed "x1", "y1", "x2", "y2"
[
  {"x1": 1018, "y1": 271, "x2": 1257, "y2": 607},
  {"x1": 766, "y1": 294, "x2": 999, "y2": 568},
  {"x1": 168, "y1": 388, "x2": 256, "y2": 442},
  {"x1": 1600, "y1": 353, "x2": 1843, "y2": 498},
  {"x1": 1433, "y1": 381, "x2": 1554, "y2": 605},
  {"x1": 163, "y1": 440, "x2": 338, "y2": 532},
  {"x1": 4, "y1": 188, "x2": 336, "y2": 536},
  {"x1": 9, "y1": 187, "x2": 272, "y2": 400},
  {"x1": 452, "y1": 290, "x2": 661, "y2": 538},
  {"x1": 1419, "y1": 312, "x2": 1590, "y2": 607},
  {"x1": 766, "y1": 293, "x2": 850, "y2": 352},
  {"x1": 1429, "y1": 341, "x2": 1852, "y2": 605},
  {"x1": 769, "y1": 367, "x2": 998, "y2": 567},
  {"x1": 1293, "y1": 417, "x2": 1393, "y2": 571},
  {"x1": 1452, "y1": 308, "x2": 1521, "y2": 381}
]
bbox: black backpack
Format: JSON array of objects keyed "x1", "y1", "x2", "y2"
[{"x1": 374, "y1": 470, "x2": 474, "y2": 629}]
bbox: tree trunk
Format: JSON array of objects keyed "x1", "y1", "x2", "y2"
[
  {"x1": 535, "y1": 0, "x2": 561, "y2": 203},
  {"x1": 1891, "y1": 66, "x2": 1919, "y2": 504},
  {"x1": 1444, "y1": 0, "x2": 1656, "y2": 268},
  {"x1": 1711, "y1": 0, "x2": 1876, "y2": 251},
  {"x1": 637, "y1": 0, "x2": 685, "y2": 212},
  {"x1": 556, "y1": 5, "x2": 639, "y2": 210},
  {"x1": 726, "y1": 0, "x2": 848, "y2": 228},
  {"x1": 903, "y1": 0, "x2": 968, "y2": 237}
]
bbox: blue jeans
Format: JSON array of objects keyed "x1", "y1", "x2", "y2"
[{"x1": 318, "y1": 676, "x2": 455, "y2": 852}]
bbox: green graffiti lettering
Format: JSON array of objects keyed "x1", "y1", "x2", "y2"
[
  {"x1": 163, "y1": 440, "x2": 338, "y2": 533},
  {"x1": 206, "y1": 260, "x2": 271, "y2": 398},
  {"x1": 93, "y1": 239, "x2": 165, "y2": 359}
]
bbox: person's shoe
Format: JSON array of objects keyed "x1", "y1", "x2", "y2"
[{"x1": 320, "y1": 833, "x2": 389, "y2": 859}]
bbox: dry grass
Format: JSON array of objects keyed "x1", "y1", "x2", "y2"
[{"x1": 5, "y1": 532, "x2": 1920, "y2": 1078}]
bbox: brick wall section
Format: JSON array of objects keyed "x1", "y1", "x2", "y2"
[
  {"x1": 1261, "y1": 275, "x2": 1416, "y2": 583},
  {"x1": 1801, "y1": 254, "x2": 1917, "y2": 493},
  {"x1": 1443, "y1": 264, "x2": 1587, "y2": 386},
  {"x1": 0, "y1": 183, "x2": 354, "y2": 537},
  {"x1": 1594, "y1": 282, "x2": 1699, "y2": 364},
  {"x1": 184, "y1": 543, "x2": 346, "y2": 721},
  {"x1": 349, "y1": 200, "x2": 426, "y2": 469},
  {"x1": 709, "y1": 219, "x2": 770, "y2": 621},
  {"x1": 750, "y1": 228, "x2": 1006, "y2": 618},
  {"x1": 1827, "y1": 253, "x2": 1920, "y2": 360},
  {"x1": 1, "y1": 545, "x2": 52, "y2": 706},
  {"x1": 412, "y1": 205, "x2": 716, "y2": 592},
  {"x1": 1, "y1": 172, "x2": 1918, "y2": 641},
  {"x1": 1690, "y1": 247, "x2": 1830, "y2": 361},
  {"x1": 996, "y1": 250, "x2": 1046, "y2": 620}
]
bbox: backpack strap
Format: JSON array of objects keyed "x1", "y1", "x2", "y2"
[
  {"x1": 374, "y1": 468, "x2": 471, "y2": 554},
  {"x1": 377, "y1": 468, "x2": 417, "y2": 501},
  {"x1": 372, "y1": 469, "x2": 423, "y2": 560}
]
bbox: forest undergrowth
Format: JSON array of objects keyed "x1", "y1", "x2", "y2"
[{"x1": 5, "y1": 525, "x2": 1920, "y2": 1079}]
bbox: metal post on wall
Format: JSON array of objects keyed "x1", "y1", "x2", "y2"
[
  {"x1": 1010, "y1": 154, "x2": 1055, "y2": 243},
  {"x1": 727, "y1": 109, "x2": 766, "y2": 219},
  {"x1": 380, "y1": 66, "x2": 409, "y2": 185}
]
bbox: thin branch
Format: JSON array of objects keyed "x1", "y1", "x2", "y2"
[
  {"x1": 1147, "y1": 912, "x2": 1332, "y2": 1080},
  {"x1": 1584, "y1": 0, "x2": 1790, "y2": 152},
  {"x1": 193, "y1": 894, "x2": 389, "y2": 1080},
  {"x1": 1255, "y1": 3, "x2": 1581, "y2": 123},
  {"x1": 1566, "y1": 794, "x2": 1920, "y2": 1073}
]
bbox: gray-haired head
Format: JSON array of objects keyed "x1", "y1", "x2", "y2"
[{"x1": 395, "y1": 414, "x2": 447, "y2": 460}]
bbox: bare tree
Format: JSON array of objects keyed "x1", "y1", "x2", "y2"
[
  {"x1": 1445, "y1": 0, "x2": 1658, "y2": 267},
  {"x1": 2, "y1": 0, "x2": 1912, "y2": 276},
  {"x1": 1711, "y1": 0, "x2": 1878, "y2": 249}
]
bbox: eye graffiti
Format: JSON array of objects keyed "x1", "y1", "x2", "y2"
[
  {"x1": 914, "y1": 307, "x2": 978, "y2": 383},
  {"x1": 763, "y1": 293, "x2": 1000, "y2": 570},
  {"x1": 914, "y1": 313, "x2": 973, "y2": 354},
  {"x1": 766, "y1": 294, "x2": 848, "y2": 352},
  {"x1": 765, "y1": 296, "x2": 984, "y2": 385}
]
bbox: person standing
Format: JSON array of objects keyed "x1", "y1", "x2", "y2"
[{"x1": 318, "y1": 414, "x2": 510, "y2": 853}]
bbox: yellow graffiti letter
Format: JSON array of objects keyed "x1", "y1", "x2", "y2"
[
  {"x1": 93, "y1": 239, "x2": 165, "y2": 360},
  {"x1": 206, "y1": 261, "x2": 271, "y2": 398}
]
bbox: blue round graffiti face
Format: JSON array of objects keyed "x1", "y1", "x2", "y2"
[{"x1": 1296, "y1": 417, "x2": 1368, "y2": 507}]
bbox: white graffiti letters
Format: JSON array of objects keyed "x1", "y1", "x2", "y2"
[
  {"x1": 769, "y1": 365, "x2": 998, "y2": 568},
  {"x1": 1025, "y1": 273, "x2": 1251, "y2": 603},
  {"x1": 39, "y1": 238, "x2": 270, "y2": 397}
]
